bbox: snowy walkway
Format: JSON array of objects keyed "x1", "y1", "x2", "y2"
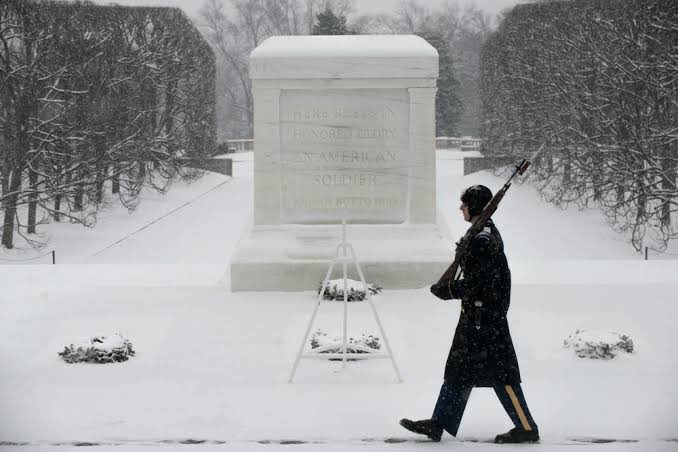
[{"x1": 1, "y1": 284, "x2": 677, "y2": 450}]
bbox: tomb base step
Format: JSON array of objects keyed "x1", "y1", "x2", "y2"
[{"x1": 230, "y1": 222, "x2": 452, "y2": 292}]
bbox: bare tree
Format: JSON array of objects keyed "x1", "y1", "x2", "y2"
[
  {"x1": 200, "y1": 0, "x2": 349, "y2": 137},
  {"x1": 1, "y1": 1, "x2": 216, "y2": 249},
  {"x1": 480, "y1": 0, "x2": 677, "y2": 251}
]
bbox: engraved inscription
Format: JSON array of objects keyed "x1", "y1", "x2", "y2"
[
  {"x1": 313, "y1": 174, "x2": 377, "y2": 187},
  {"x1": 280, "y1": 89, "x2": 409, "y2": 224}
]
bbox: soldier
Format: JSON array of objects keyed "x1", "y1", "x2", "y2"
[{"x1": 400, "y1": 184, "x2": 539, "y2": 444}]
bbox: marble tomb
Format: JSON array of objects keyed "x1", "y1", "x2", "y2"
[{"x1": 230, "y1": 35, "x2": 452, "y2": 291}]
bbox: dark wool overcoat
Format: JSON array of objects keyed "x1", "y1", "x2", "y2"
[{"x1": 440, "y1": 220, "x2": 521, "y2": 387}]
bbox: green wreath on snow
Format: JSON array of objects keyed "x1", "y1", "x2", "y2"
[
  {"x1": 59, "y1": 333, "x2": 135, "y2": 364},
  {"x1": 317, "y1": 278, "x2": 382, "y2": 301}
]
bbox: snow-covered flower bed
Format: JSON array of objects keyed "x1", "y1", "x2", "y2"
[
  {"x1": 563, "y1": 329, "x2": 634, "y2": 359},
  {"x1": 59, "y1": 333, "x2": 135, "y2": 364},
  {"x1": 310, "y1": 329, "x2": 381, "y2": 359},
  {"x1": 317, "y1": 278, "x2": 382, "y2": 301}
]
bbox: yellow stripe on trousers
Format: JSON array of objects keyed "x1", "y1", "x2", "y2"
[{"x1": 505, "y1": 385, "x2": 532, "y2": 431}]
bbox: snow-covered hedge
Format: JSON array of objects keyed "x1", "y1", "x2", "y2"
[
  {"x1": 563, "y1": 329, "x2": 634, "y2": 359},
  {"x1": 310, "y1": 329, "x2": 381, "y2": 357},
  {"x1": 317, "y1": 278, "x2": 382, "y2": 301},
  {"x1": 59, "y1": 333, "x2": 135, "y2": 364}
]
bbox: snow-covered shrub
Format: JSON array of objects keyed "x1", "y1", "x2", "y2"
[
  {"x1": 317, "y1": 278, "x2": 382, "y2": 301},
  {"x1": 59, "y1": 333, "x2": 135, "y2": 364},
  {"x1": 563, "y1": 329, "x2": 634, "y2": 359},
  {"x1": 310, "y1": 329, "x2": 381, "y2": 358}
]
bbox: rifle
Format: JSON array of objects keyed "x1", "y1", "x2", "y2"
[{"x1": 437, "y1": 144, "x2": 544, "y2": 284}]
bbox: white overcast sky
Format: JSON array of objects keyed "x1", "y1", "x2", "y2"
[{"x1": 88, "y1": 0, "x2": 522, "y2": 20}]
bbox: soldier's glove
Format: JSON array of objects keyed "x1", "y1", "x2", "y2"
[{"x1": 430, "y1": 281, "x2": 452, "y2": 300}]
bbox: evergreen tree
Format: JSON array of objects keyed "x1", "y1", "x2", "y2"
[
  {"x1": 422, "y1": 33, "x2": 463, "y2": 137},
  {"x1": 313, "y1": 7, "x2": 351, "y2": 35}
]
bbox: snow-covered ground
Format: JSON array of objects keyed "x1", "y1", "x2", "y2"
[{"x1": 1, "y1": 151, "x2": 676, "y2": 451}]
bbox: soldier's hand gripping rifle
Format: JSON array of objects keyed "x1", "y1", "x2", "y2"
[{"x1": 437, "y1": 144, "x2": 544, "y2": 284}]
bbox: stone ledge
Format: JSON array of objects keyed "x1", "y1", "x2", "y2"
[
  {"x1": 230, "y1": 223, "x2": 452, "y2": 291},
  {"x1": 230, "y1": 260, "x2": 450, "y2": 292},
  {"x1": 192, "y1": 158, "x2": 232, "y2": 176}
]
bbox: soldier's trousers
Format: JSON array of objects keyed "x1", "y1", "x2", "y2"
[{"x1": 431, "y1": 380, "x2": 538, "y2": 436}]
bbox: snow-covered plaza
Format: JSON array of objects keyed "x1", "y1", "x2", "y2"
[{"x1": 1, "y1": 153, "x2": 676, "y2": 451}]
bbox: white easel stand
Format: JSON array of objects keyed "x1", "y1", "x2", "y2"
[{"x1": 288, "y1": 219, "x2": 403, "y2": 383}]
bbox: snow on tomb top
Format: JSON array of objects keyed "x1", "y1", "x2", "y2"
[
  {"x1": 251, "y1": 35, "x2": 437, "y2": 59},
  {"x1": 249, "y1": 35, "x2": 438, "y2": 80}
]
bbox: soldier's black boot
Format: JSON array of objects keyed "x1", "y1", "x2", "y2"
[
  {"x1": 494, "y1": 427, "x2": 539, "y2": 444},
  {"x1": 399, "y1": 418, "x2": 443, "y2": 442}
]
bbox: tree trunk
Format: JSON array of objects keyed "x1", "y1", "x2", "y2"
[
  {"x1": 1, "y1": 169, "x2": 7, "y2": 209},
  {"x1": 54, "y1": 194, "x2": 61, "y2": 222},
  {"x1": 96, "y1": 174, "x2": 105, "y2": 204},
  {"x1": 592, "y1": 151, "x2": 601, "y2": 201},
  {"x1": 563, "y1": 161, "x2": 571, "y2": 185},
  {"x1": 94, "y1": 142, "x2": 106, "y2": 203},
  {"x1": 1, "y1": 170, "x2": 22, "y2": 249},
  {"x1": 1, "y1": 200, "x2": 16, "y2": 248},
  {"x1": 54, "y1": 170, "x2": 69, "y2": 222},
  {"x1": 616, "y1": 183, "x2": 625, "y2": 205},
  {"x1": 27, "y1": 169, "x2": 38, "y2": 233},
  {"x1": 163, "y1": 76, "x2": 178, "y2": 164},
  {"x1": 636, "y1": 177, "x2": 646, "y2": 222},
  {"x1": 74, "y1": 182, "x2": 84, "y2": 212},
  {"x1": 139, "y1": 161, "x2": 146, "y2": 181},
  {"x1": 112, "y1": 172, "x2": 120, "y2": 194},
  {"x1": 660, "y1": 149, "x2": 676, "y2": 228}
]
